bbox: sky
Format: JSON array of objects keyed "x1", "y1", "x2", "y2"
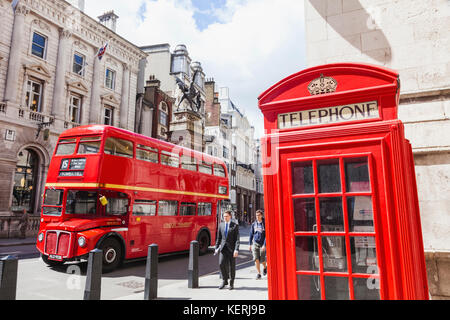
[{"x1": 83, "y1": 0, "x2": 306, "y2": 139}]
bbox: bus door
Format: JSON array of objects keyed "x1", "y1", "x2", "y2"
[{"x1": 128, "y1": 199, "x2": 159, "y2": 258}]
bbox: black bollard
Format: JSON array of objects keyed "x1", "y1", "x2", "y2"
[
  {"x1": 188, "y1": 240, "x2": 199, "y2": 288},
  {"x1": 84, "y1": 248, "x2": 102, "y2": 300},
  {"x1": 0, "y1": 255, "x2": 18, "y2": 300},
  {"x1": 144, "y1": 244, "x2": 158, "y2": 300}
]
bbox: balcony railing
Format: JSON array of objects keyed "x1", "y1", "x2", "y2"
[{"x1": 0, "y1": 215, "x2": 41, "y2": 239}]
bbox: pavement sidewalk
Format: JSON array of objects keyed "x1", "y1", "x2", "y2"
[
  {"x1": 118, "y1": 259, "x2": 268, "y2": 300},
  {"x1": 0, "y1": 236, "x2": 36, "y2": 247}
]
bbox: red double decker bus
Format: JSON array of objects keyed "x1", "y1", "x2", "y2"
[{"x1": 36, "y1": 125, "x2": 229, "y2": 272}]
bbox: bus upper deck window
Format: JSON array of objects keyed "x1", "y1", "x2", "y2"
[
  {"x1": 136, "y1": 144, "x2": 158, "y2": 163},
  {"x1": 161, "y1": 150, "x2": 179, "y2": 168},
  {"x1": 55, "y1": 138, "x2": 77, "y2": 155},
  {"x1": 199, "y1": 161, "x2": 212, "y2": 175},
  {"x1": 78, "y1": 136, "x2": 101, "y2": 154},
  {"x1": 213, "y1": 164, "x2": 226, "y2": 177},
  {"x1": 104, "y1": 137, "x2": 133, "y2": 158},
  {"x1": 181, "y1": 155, "x2": 197, "y2": 171}
]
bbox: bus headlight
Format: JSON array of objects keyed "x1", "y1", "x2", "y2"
[
  {"x1": 78, "y1": 236, "x2": 87, "y2": 248},
  {"x1": 38, "y1": 232, "x2": 44, "y2": 242}
]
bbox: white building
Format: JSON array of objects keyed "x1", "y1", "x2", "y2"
[
  {"x1": 219, "y1": 86, "x2": 258, "y2": 222},
  {"x1": 0, "y1": 0, "x2": 145, "y2": 233},
  {"x1": 304, "y1": 0, "x2": 450, "y2": 299}
]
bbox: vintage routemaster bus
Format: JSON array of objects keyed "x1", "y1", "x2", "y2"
[{"x1": 36, "y1": 125, "x2": 229, "y2": 272}]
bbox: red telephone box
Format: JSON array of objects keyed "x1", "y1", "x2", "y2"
[{"x1": 258, "y1": 63, "x2": 429, "y2": 300}]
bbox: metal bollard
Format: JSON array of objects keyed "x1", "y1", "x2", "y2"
[
  {"x1": 84, "y1": 248, "x2": 102, "y2": 300},
  {"x1": 0, "y1": 255, "x2": 18, "y2": 300},
  {"x1": 188, "y1": 240, "x2": 199, "y2": 288},
  {"x1": 144, "y1": 244, "x2": 158, "y2": 300}
]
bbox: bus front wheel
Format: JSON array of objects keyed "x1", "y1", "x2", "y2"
[{"x1": 98, "y1": 237, "x2": 122, "y2": 273}]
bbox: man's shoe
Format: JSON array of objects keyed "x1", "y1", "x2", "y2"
[
  {"x1": 219, "y1": 281, "x2": 228, "y2": 290},
  {"x1": 228, "y1": 282, "x2": 234, "y2": 290},
  {"x1": 256, "y1": 274, "x2": 261, "y2": 280},
  {"x1": 263, "y1": 268, "x2": 267, "y2": 276}
]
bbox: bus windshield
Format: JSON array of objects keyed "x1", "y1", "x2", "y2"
[
  {"x1": 66, "y1": 190, "x2": 98, "y2": 215},
  {"x1": 64, "y1": 190, "x2": 129, "y2": 216},
  {"x1": 42, "y1": 189, "x2": 64, "y2": 216}
]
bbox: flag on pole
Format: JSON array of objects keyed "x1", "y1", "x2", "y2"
[
  {"x1": 11, "y1": 0, "x2": 20, "y2": 12},
  {"x1": 96, "y1": 42, "x2": 108, "y2": 61}
]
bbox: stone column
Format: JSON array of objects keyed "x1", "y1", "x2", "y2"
[
  {"x1": 89, "y1": 54, "x2": 102, "y2": 124},
  {"x1": 119, "y1": 64, "x2": 130, "y2": 129},
  {"x1": 4, "y1": 5, "x2": 29, "y2": 104},
  {"x1": 51, "y1": 28, "x2": 72, "y2": 119}
]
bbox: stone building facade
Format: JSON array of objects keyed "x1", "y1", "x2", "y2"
[
  {"x1": 304, "y1": 0, "x2": 450, "y2": 299},
  {"x1": 0, "y1": 0, "x2": 146, "y2": 234}
]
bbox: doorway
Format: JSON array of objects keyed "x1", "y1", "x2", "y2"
[{"x1": 11, "y1": 148, "x2": 39, "y2": 213}]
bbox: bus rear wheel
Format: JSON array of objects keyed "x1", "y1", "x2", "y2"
[
  {"x1": 197, "y1": 231, "x2": 210, "y2": 256},
  {"x1": 98, "y1": 238, "x2": 122, "y2": 273}
]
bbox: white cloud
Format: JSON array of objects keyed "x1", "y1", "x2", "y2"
[{"x1": 84, "y1": 0, "x2": 306, "y2": 138}]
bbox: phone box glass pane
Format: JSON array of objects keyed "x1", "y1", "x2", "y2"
[
  {"x1": 350, "y1": 236, "x2": 378, "y2": 274},
  {"x1": 291, "y1": 161, "x2": 314, "y2": 194},
  {"x1": 319, "y1": 197, "x2": 344, "y2": 232},
  {"x1": 293, "y1": 198, "x2": 316, "y2": 232},
  {"x1": 345, "y1": 157, "x2": 370, "y2": 192},
  {"x1": 322, "y1": 236, "x2": 347, "y2": 272},
  {"x1": 297, "y1": 275, "x2": 321, "y2": 300},
  {"x1": 318, "y1": 159, "x2": 341, "y2": 193},
  {"x1": 324, "y1": 276, "x2": 349, "y2": 300},
  {"x1": 295, "y1": 236, "x2": 319, "y2": 272},
  {"x1": 347, "y1": 196, "x2": 374, "y2": 232},
  {"x1": 353, "y1": 277, "x2": 380, "y2": 300}
]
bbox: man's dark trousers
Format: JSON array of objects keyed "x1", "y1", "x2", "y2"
[{"x1": 219, "y1": 247, "x2": 236, "y2": 284}]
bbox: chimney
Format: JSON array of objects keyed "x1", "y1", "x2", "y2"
[
  {"x1": 67, "y1": 0, "x2": 85, "y2": 12},
  {"x1": 98, "y1": 10, "x2": 119, "y2": 32},
  {"x1": 146, "y1": 75, "x2": 161, "y2": 88}
]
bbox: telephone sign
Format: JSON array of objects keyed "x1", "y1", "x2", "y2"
[{"x1": 258, "y1": 63, "x2": 428, "y2": 300}]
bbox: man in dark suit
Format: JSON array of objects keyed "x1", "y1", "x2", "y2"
[{"x1": 215, "y1": 210, "x2": 240, "y2": 290}]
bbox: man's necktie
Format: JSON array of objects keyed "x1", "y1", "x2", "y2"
[{"x1": 225, "y1": 223, "x2": 228, "y2": 238}]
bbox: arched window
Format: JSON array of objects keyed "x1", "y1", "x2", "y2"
[{"x1": 12, "y1": 149, "x2": 39, "y2": 213}]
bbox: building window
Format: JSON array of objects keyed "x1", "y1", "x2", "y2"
[
  {"x1": 104, "y1": 106, "x2": 113, "y2": 125},
  {"x1": 223, "y1": 146, "x2": 229, "y2": 159},
  {"x1": 31, "y1": 32, "x2": 47, "y2": 59},
  {"x1": 69, "y1": 94, "x2": 82, "y2": 123},
  {"x1": 105, "y1": 68, "x2": 115, "y2": 90},
  {"x1": 73, "y1": 52, "x2": 85, "y2": 76},
  {"x1": 159, "y1": 110, "x2": 168, "y2": 127},
  {"x1": 25, "y1": 79, "x2": 43, "y2": 112}
]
